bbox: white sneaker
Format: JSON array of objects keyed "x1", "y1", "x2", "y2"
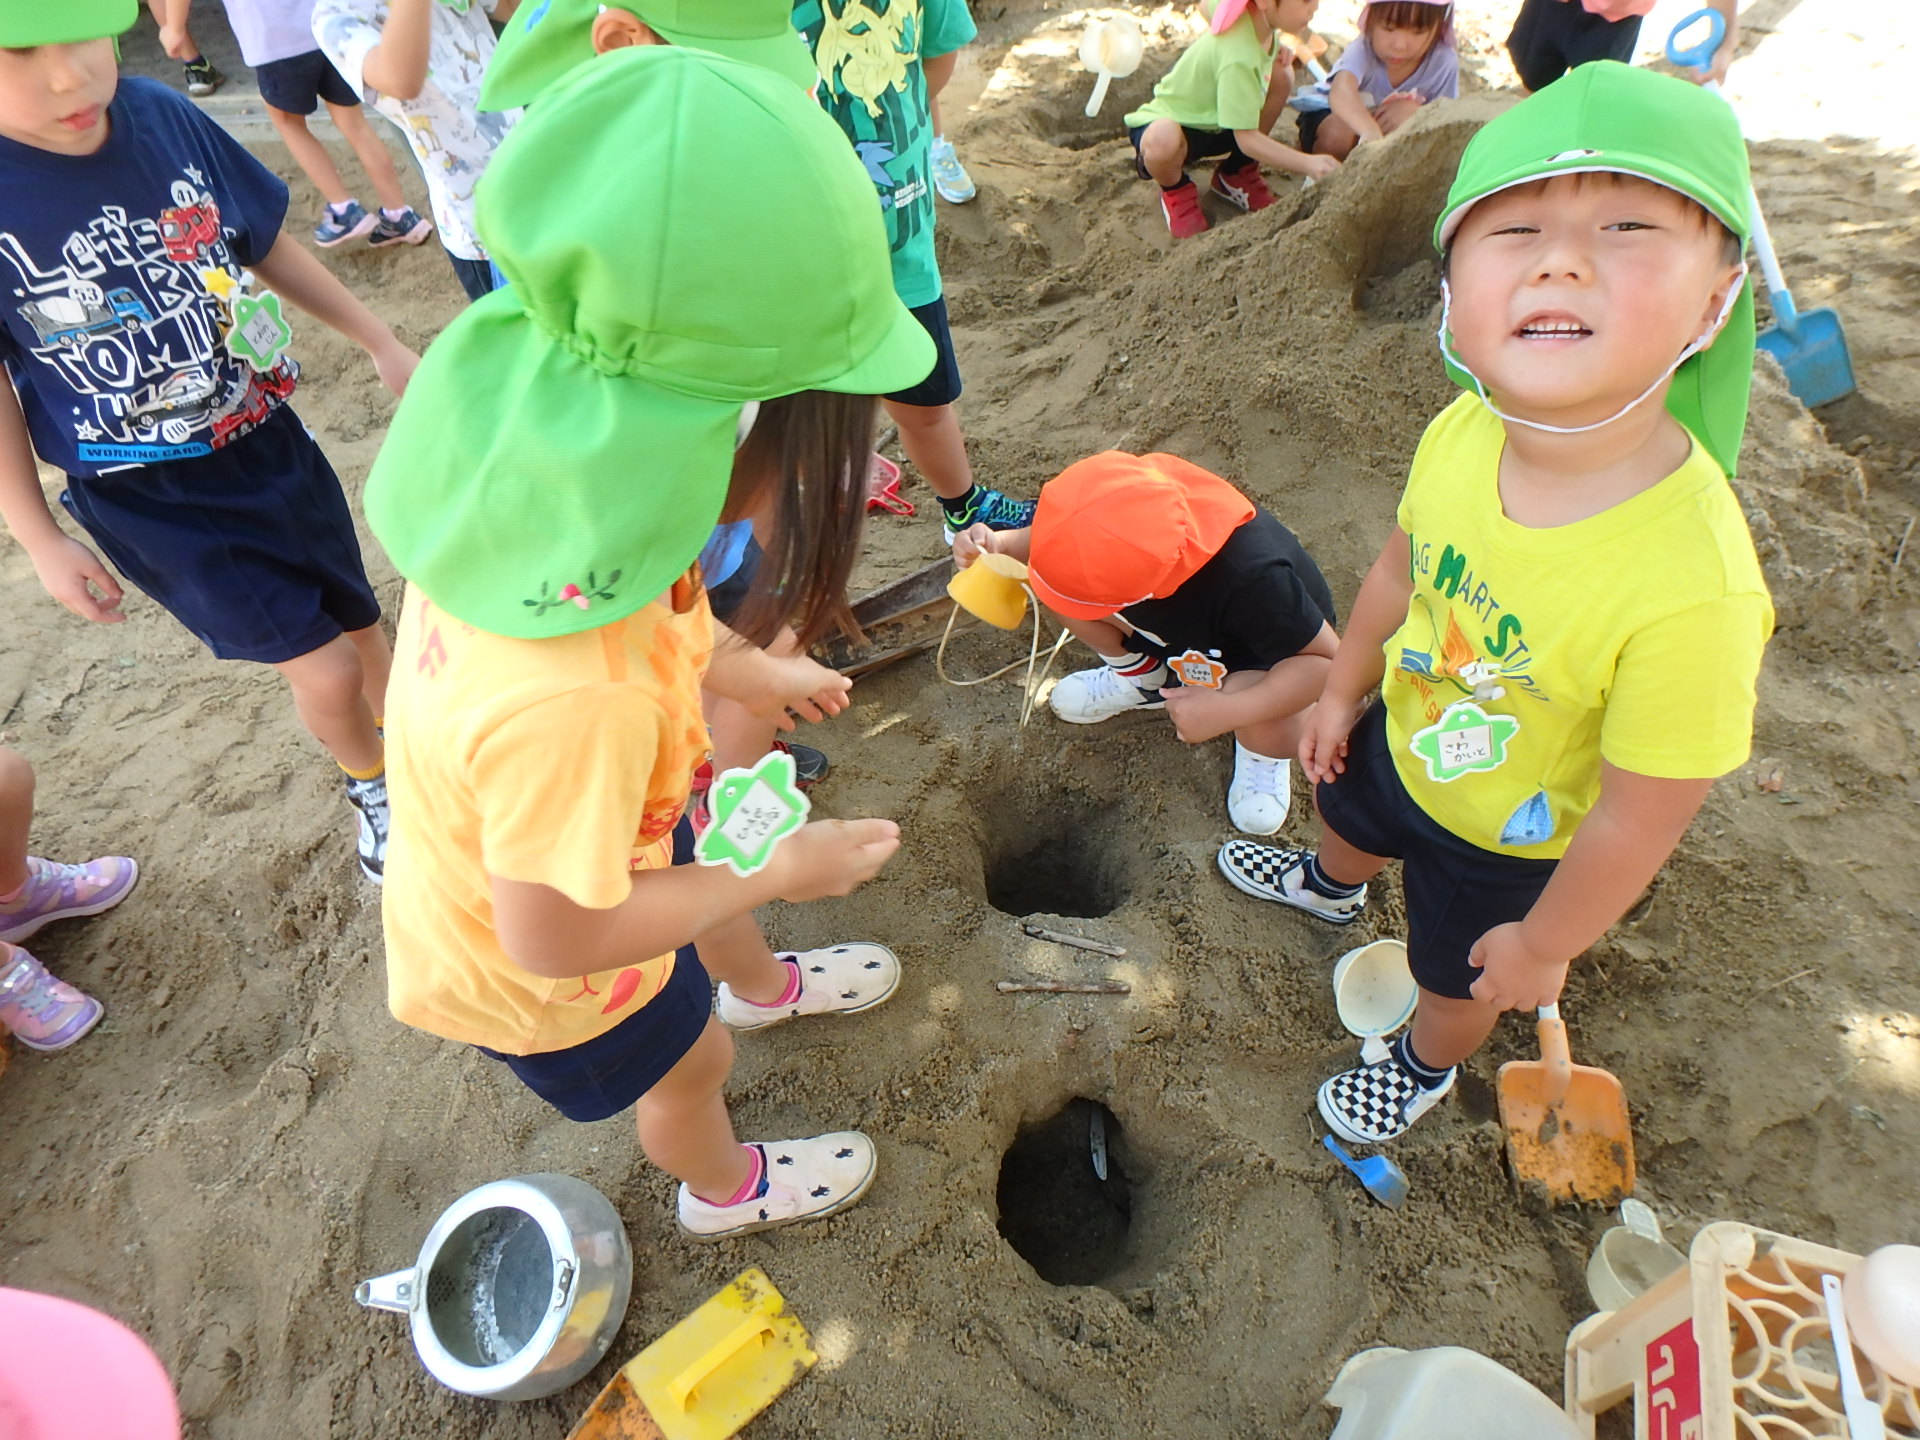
[
  {"x1": 1049, "y1": 664, "x2": 1165, "y2": 724},
  {"x1": 344, "y1": 774, "x2": 388, "y2": 885},
  {"x1": 1215, "y1": 841, "x2": 1367, "y2": 924},
  {"x1": 677, "y1": 1132, "x2": 878, "y2": 1240},
  {"x1": 715, "y1": 943, "x2": 900, "y2": 1032},
  {"x1": 1227, "y1": 741, "x2": 1291, "y2": 835}
]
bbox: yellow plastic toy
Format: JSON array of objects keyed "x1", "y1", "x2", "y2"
[{"x1": 945, "y1": 551, "x2": 1031, "y2": 631}]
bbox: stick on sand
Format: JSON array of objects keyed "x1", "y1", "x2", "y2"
[
  {"x1": 996, "y1": 979, "x2": 1130, "y2": 995},
  {"x1": 1021, "y1": 924, "x2": 1127, "y2": 957}
]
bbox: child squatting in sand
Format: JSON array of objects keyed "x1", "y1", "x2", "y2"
[
  {"x1": 1219, "y1": 63, "x2": 1774, "y2": 1144},
  {"x1": 955, "y1": 452, "x2": 1339, "y2": 837},
  {"x1": 1291, "y1": 0, "x2": 1459, "y2": 161}
]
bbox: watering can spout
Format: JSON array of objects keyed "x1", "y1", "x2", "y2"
[{"x1": 355, "y1": 1267, "x2": 419, "y2": 1314}]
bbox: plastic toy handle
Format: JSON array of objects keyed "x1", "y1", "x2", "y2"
[
  {"x1": 668, "y1": 1314, "x2": 775, "y2": 1411},
  {"x1": 1085, "y1": 69, "x2": 1114, "y2": 119},
  {"x1": 1536, "y1": 1004, "x2": 1573, "y2": 1107},
  {"x1": 1664, "y1": 7, "x2": 1724, "y2": 74}
]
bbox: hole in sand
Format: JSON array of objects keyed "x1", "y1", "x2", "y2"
[
  {"x1": 981, "y1": 786, "x2": 1128, "y2": 918},
  {"x1": 997, "y1": 1099, "x2": 1133, "y2": 1287}
]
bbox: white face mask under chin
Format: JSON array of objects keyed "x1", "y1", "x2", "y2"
[{"x1": 1435, "y1": 266, "x2": 1746, "y2": 436}]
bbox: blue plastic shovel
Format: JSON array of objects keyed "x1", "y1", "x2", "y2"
[
  {"x1": 1667, "y1": 9, "x2": 1856, "y2": 407},
  {"x1": 1323, "y1": 1134, "x2": 1410, "y2": 1208}
]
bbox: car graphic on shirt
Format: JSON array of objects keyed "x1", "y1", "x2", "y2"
[
  {"x1": 20, "y1": 287, "x2": 155, "y2": 347},
  {"x1": 159, "y1": 200, "x2": 221, "y2": 263},
  {"x1": 125, "y1": 369, "x2": 220, "y2": 426},
  {"x1": 209, "y1": 365, "x2": 295, "y2": 447}
]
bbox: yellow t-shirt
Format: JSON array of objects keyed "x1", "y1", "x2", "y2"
[
  {"x1": 381, "y1": 581, "x2": 714, "y2": 1054},
  {"x1": 1383, "y1": 395, "x2": 1773, "y2": 860}
]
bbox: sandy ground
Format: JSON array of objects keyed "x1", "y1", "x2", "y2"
[{"x1": 2, "y1": 4, "x2": 1917, "y2": 1438}]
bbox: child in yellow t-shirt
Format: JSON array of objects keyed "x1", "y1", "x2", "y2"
[
  {"x1": 365, "y1": 48, "x2": 938, "y2": 1239},
  {"x1": 1218, "y1": 64, "x2": 1773, "y2": 1144}
]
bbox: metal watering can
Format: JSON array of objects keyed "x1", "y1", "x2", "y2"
[{"x1": 356, "y1": 1173, "x2": 632, "y2": 1402}]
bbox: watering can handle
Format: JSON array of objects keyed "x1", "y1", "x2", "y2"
[
  {"x1": 1663, "y1": 7, "x2": 1723, "y2": 74},
  {"x1": 668, "y1": 1314, "x2": 775, "y2": 1411},
  {"x1": 1085, "y1": 70, "x2": 1114, "y2": 119},
  {"x1": 1535, "y1": 1004, "x2": 1573, "y2": 1107}
]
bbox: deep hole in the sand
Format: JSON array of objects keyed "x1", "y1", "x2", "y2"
[
  {"x1": 997, "y1": 1099, "x2": 1133, "y2": 1287},
  {"x1": 980, "y1": 788, "x2": 1128, "y2": 918}
]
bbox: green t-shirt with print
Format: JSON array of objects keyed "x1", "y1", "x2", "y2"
[
  {"x1": 1124, "y1": 10, "x2": 1283, "y2": 134},
  {"x1": 794, "y1": 0, "x2": 978, "y2": 309}
]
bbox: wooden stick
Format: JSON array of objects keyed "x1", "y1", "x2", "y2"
[
  {"x1": 1021, "y1": 924, "x2": 1127, "y2": 957},
  {"x1": 996, "y1": 979, "x2": 1130, "y2": 995},
  {"x1": 1755, "y1": 967, "x2": 1816, "y2": 996},
  {"x1": 1893, "y1": 515, "x2": 1916, "y2": 573}
]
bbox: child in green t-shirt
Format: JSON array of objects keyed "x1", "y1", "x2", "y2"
[
  {"x1": 1124, "y1": 0, "x2": 1335, "y2": 238},
  {"x1": 1218, "y1": 63, "x2": 1772, "y2": 1145}
]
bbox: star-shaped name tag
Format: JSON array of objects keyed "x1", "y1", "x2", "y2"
[
  {"x1": 694, "y1": 750, "x2": 811, "y2": 877},
  {"x1": 226, "y1": 290, "x2": 292, "y2": 372},
  {"x1": 1408, "y1": 701, "x2": 1519, "y2": 783}
]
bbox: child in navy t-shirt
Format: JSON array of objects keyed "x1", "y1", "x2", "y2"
[{"x1": 0, "y1": 5, "x2": 419, "y2": 884}]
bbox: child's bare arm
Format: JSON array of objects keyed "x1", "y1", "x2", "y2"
[
  {"x1": 1160, "y1": 623, "x2": 1336, "y2": 744},
  {"x1": 704, "y1": 622, "x2": 851, "y2": 727},
  {"x1": 492, "y1": 818, "x2": 900, "y2": 979},
  {"x1": 1258, "y1": 55, "x2": 1294, "y2": 136},
  {"x1": 1326, "y1": 71, "x2": 1383, "y2": 145},
  {"x1": 0, "y1": 382, "x2": 124, "y2": 623},
  {"x1": 923, "y1": 48, "x2": 958, "y2": 99},
  {"x1": 1300, "y1": 527, "x2": 1410, "y2": 780},
  {"x1": 359, "y1": 0, "x2": 434, "y2": 100},
  {"x1": 250, "y1": 231, "x2": 418, "y2": 395},
  {"x1": 952, "y1": 523, "x2": 1031, "y2": 568},
  {"x1": 1233, "y1": 127, "x2": 1339, "y2": 180},
  {"x1": 1467, "y1": 766, "x2": 1715, "y2": 1011}
]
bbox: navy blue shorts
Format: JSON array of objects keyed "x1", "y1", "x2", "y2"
[
  {"x1": 1505, "y1": 0, "x2": 1641, "y2": 92},
  {"x1": 447, "y1": 251, "x2": 498, "y2": 303},
  {"x1": 886, "y1": 298, "x2": 962, "y2": 408},
  {"x1": 1315, "y1": 705, "x2": 1558, "y2": 1001},
  {"x1": 1127, "y1": 122, "x2": 1253, "y2": 178},
  {"x1": 479, "y1": 819, "x2": 714, "y2": 1123},
  {"x1": 61, "y1": 406, "x2": 380, "y2": 664},
  {"x1": 255, "y1": 49, "x2": 360, "y2": 115},
  {"x1": 705, "y1": 536, "x2": 763, "y2": 627}
]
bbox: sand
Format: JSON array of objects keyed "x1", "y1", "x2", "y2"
[{"x1": 2, "y1": 5, "x2": 1917, "y2": 1438}]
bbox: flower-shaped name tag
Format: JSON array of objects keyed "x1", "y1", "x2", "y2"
[
  {"x1": 1171, "y1": 649, "x2": 1226, "y2": 689},
  {"x1": 693, "y1": 750, "x2": 811, "y2": 877},
  {"x1": 226, "y1": 290, "x2": 292, "y2": 372},
  {"x1": 1408, "y1": 700, "x2": 1519, "y2": 783}
]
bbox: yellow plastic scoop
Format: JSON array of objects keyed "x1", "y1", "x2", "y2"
[
  {"x1": 1496, "y1": 1004, "x2": 1635, "y2": 1207},
  {"x1": 565, "y1": 1269, "x2": 815, "y2": 1440},
  {"x1": 946, "y1": 551, "x2": 1030, "y2": 630}
]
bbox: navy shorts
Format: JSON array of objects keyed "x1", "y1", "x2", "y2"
[
  {"x1": 1505, "y1": 0, "x2": 1641, "y2": 92},
  {"x1": 705, "y1": 536, "x2": 763, "y2": 627},
  {"x1": 1293, "y1": 107, "x2": 1331, "y2": 154},
  {"x1": 256, "y1": 49, "x2": 360, "y2": 115},
  {"x1": 1315, "y1": 705, "x2": 1558, "y2": 1000},
  {"x1": 1127, "y1": 121, "x2": 1252, "y2": 178},
  {"x1": 886, "y1": 298, "x2": 962, "y2": 408},
  {"x1": 447, "y1": 251, "x2": 498, "y2": 303},
  {"x1": 61, "y1": 405, "x2": 381, "y2": 664},
  {"x1": 479, "y1": 819, "x2": 713, "y2": 1123}
]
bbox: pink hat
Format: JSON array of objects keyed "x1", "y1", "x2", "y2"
[
  {"x1": 0, "y1": 1289, "x2": 180, "y2": 1440},
  {"x1": 1209, "y1": 0, "x2": 1254, "y2": 35},
  {"x1": 1358, "y1": 0, "x2": 1455, "y2": 47}
]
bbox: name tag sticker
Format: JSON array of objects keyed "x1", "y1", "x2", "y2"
[
  {"x1": 694, "y1": 750, "x2": 810, "y2": 877},
  {"x1": 1171, "y1": 649, "x2": 1227, "y2": 689},
  {"x1": 1408, "y1": 700, "x2": 1518, "y2": 783},
  {"x1": 225, "y1": 290, "x2": 292, "y2": 372}
]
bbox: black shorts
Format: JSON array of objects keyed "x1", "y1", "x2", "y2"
[
  {"x1": 886, "y1": 298, "x2": 962, "y2": 408},
  {"x1": 446, "y1": 251, "x2": 498, "y2": 303},
  {"x1": 256, "y1": 49, "x2": 360, "y2": 115},
  {"x1": 1505, "y1": 0, "x2": 1642, "y2": 92},
  {"x1": 1293, "y1": 107, "x2": 1331, "y2": 154},
  {"x1": 1315, "y1": 705, "x2": 1558, "y2": 1000},
  {"x1": 61, "y1": 405, "x2": 381, "y2": 664},
  {"x1": 479, "y1": 819, "x2": 713, "y2": 1123},
  {"x1": 1127, "y1": 121, "x2": 1252, "y2": 178}
]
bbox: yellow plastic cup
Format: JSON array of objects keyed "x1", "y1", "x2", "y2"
[{"x1": 947, "y1": 552, "x2": 1031, "y2": 630}]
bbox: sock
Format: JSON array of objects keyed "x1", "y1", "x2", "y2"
[
  {"x1": 0, "y1": 875, "x2": 26, "y2": 904},
  {"x1": 326, "y1": 199, "x2": 357, "y2": 217},
  {"x1": 742, "y1": 957, "x2": 803, "y2": 1009},
  {"x1": 938, "y1": 483, "x2": 983, "y2": 519},
  {"x1": 1300, "y1": 851, "x2": 1364, "y2": 899},
  {"x1": 339, "y1": 759, "x2": 385, "y2": 783},
  {"x1": 1160, "y1": 176, "x2": 1190, "y2": 191},
  {"x1": 381, "y1": 206, "x2": 409, "y2": 222},
  {"x1": 694, "y1": 1144, "x2": 768, "y2": 1208},
  {"x1": 1391, "y1": 1031, "x2": 1453, "y2": 1090},
  {"x1": 1098, "y1": 650, "x2": 1169, "y2": 691}
]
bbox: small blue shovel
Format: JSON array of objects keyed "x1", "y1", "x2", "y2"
[
  {"x1": 1668, "y1": 9, "x2": 1856, "y2": 407},
  {"x1": 1323, "y1": 1134, "x2": 1410, "y2": 1208}
]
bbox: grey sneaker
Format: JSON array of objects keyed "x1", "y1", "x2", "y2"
[
  {"x1": 368, "y1": 207, "x2": 433, "y2": 247},
  {"x1": 345, "y1": 774, "x2": 389, "y2": 884},
  {"x1": 314, "y1": 200, "x2": 378, "y2": 248}
]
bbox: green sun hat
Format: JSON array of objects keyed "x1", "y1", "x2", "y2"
[
  {"x1": 479, "y1": 0, "x2": 817, "y2": 112},
  {"x1": 366, "y1": 46, "x2": 934, "y2": 640},
  {"x1": 0, "y1": 0, "x2": 137, "y2": 45},
  {"x1": 1434, "y1": 61, "x2": 1755, "y2": 477}
]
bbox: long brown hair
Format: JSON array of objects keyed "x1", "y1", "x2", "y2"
[{"x1": 721, "y1": 390, "x2": 878, "y2": 648}]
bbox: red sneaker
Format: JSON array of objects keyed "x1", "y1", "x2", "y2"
[
  {"x1": 1158, "y1": 179, "x2": 1209, "y2": 238},
  {"x1": 1211, "y1": 160, "x2": 1275, "y2": 213}
]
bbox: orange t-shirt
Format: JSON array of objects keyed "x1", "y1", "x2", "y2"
[{"x1": 380, "y1": 582, "x2": 713, "y2": 1054}]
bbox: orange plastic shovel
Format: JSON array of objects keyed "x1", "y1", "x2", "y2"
[{"x1": 1496, "y1": 1004, "x2": 1635, "y2": 1206}]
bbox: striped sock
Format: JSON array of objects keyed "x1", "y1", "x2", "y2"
[
  {"x1": 1100, "y1": 650, "x2": 1168, "y2": 691},
  {"x1": 1301, "y1": 851, "x2": 1364, "y2": 899},
  {"x1": 1392, "y1": 1032, "x2": 1453, "y2": 1091}
]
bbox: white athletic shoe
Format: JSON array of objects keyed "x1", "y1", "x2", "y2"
[
  {"x1": 715, "y1": 942, "x2": 900, "y2": 1032},
  {"x1": 1049, "y1": 664, "x2": 1165, "y2": 724},
  {"x1": 677, "y1": 1132, "x2": 878, "y2": 1240},
  {"x1": 1227, "y1": 741, "x2": 1291, "y2": 835}
]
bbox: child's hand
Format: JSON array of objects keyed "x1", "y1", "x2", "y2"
[
  {"x1": 28, "y1": 534, "x2": 124, "y2": 624},
  {"x1": 951, "y1": 523, "x2": 996, "y2": 569},
  {"x1": 1298, "y1": 695, "x2": 1366, "y2": 783},
  {"x1": 1300, "y1": 152, "x2": 1342, "y2": 181},
  {"x1": 1158, "y1": 685, "x2": 1233, "y2": 745},
  {"x1": 1467, "y1": 922, "x2": 1570, "y2": 1012},
  {"x1": 372, "y1": 339, "x2": 419, "y2": 398},
  {"x1": 752, "y1": 652, "x2": 853, "y2": 728},
  {"x1": 767, "y1": 817, "x2": 901, "y2": 902}
]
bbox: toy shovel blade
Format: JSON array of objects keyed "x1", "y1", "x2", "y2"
[
  {"x1": 1322, "y1": 1134, "x2": 1409, "y2": 1208},
  {"x1": 1757, "y1": 300, "x2": 1856, "y2": 409},
  {"x1": 1496, "y1": 1005, "x2": 1635, "y2": 1206}
]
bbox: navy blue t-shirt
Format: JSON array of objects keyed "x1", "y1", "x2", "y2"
[{"x1": 0, "y1": 77, "x2": 293, "y2": 477}]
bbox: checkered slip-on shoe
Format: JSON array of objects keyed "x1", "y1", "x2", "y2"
[
  {"x1": 1216, "y1": 842, "x2": 1367, "y2": 923},
  {"x1": 1317, "y1": 1053, "x2": 1455, "y2": 1145}
]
